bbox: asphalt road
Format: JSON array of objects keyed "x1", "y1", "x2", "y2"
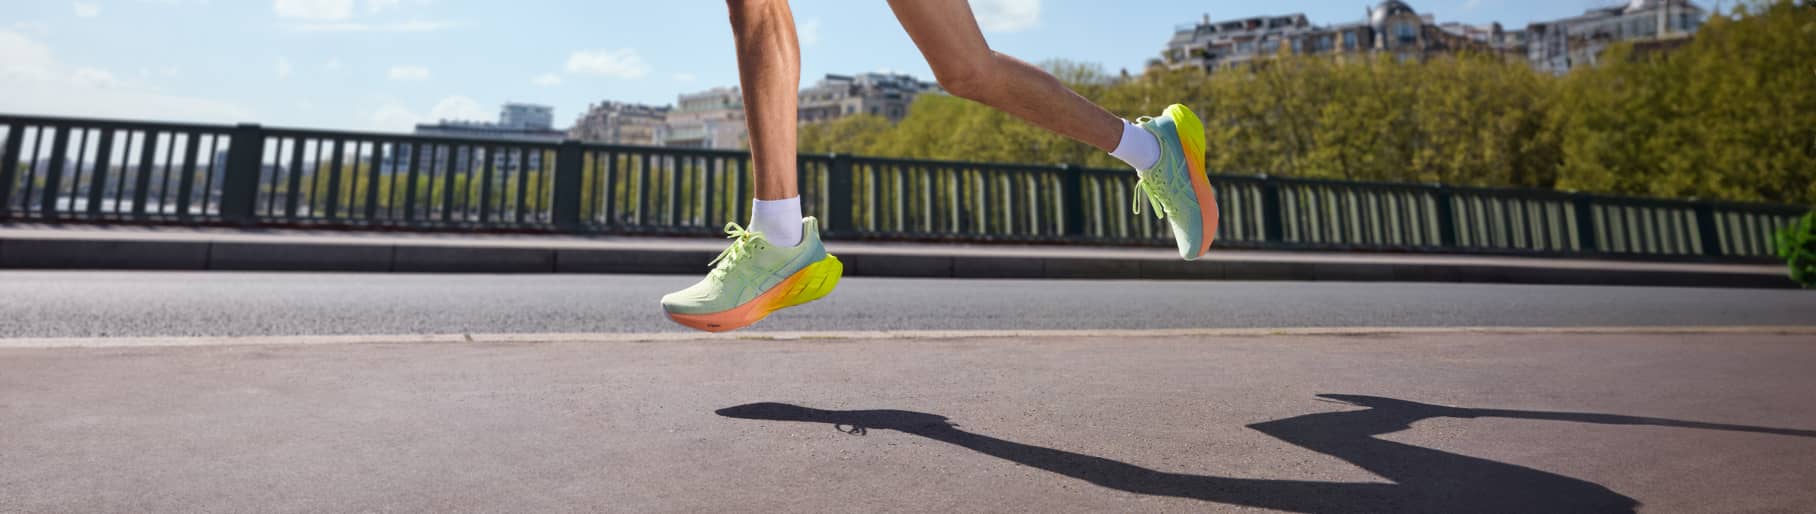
[
  {"x1": 0, "y1": 272, "x2": 1813, "y2": 338},
  {"x1": 5, "y1": 331, "x2": 1816, "y2": 513}
]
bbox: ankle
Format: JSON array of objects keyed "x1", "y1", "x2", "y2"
[
  {"x1": 750, "y1": 197, "x2": 804, "y2": 247},
  {"x1": 1109, "y1": 119, "x2": 1161, "y2": 171}
]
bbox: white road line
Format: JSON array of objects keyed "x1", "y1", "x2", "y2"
[{"x1": 2, "y1": 326, "x2": 1814, "y2": 349}]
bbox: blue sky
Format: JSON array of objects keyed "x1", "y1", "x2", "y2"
[{"x1": 1, "y1": 0, "x2": 1629, "y2": 132}]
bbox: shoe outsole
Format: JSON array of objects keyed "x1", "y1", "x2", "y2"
[
  {"x1": 664, "y1": 255, "x2": 844, "y2": 333},
  {"x1": 1167, "y1": 104, "x2": 1219, "y2": 260}
]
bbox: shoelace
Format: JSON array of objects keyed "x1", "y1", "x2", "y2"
[
  {"x1": 1130, "y1": 116, "x2": 1175, "y2": 220},
  {"x1": 707, "y1": 222, "x2": 765, "y2": 279},
  {"x1": 1133, "y1": 177, "x2": 1173, "y2": 220}
]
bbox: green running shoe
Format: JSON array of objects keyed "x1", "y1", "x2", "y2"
[
  {"x1": 1134, "y1": 104, "x2": 1220, "y2": 260},
  {"x1": 660, "y1": 217, "x2": 843, "y2": 332}
]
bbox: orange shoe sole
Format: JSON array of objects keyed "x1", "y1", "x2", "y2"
[
  {"x1": 1168, "y1": 104, "x2": 1219, "y2": 259},
  {"x1": 664, "y1": 255, "x2": 843, "y2": 333}
]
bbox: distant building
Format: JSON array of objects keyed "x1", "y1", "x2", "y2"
[
  {"x1": 1163, "y1": 0, "x2": 1703, "y2": 74},
  {"x1": 1525, "y1": 0, "x2": 1704, "y2": 74},
  {"x1": 798, "y1": 72, "x2": 940, "y2": 124},
  {"x1": 566, "y1": 72, "x2": 937, "y2": 150},
  {"x1": 414, "y1": 102, "x2": 565, "y2": 143},
  {"x1": 570, "y1": 101, "x2": 670, "y2": 146},
  {"x1": 1163, "y1": 2, "x2": 1513, "y2": 72},
  {"x1": 410, "y1": 102, "x2": 563, "y2": 179},
  {"x1": 665, "y1": 87, "x2": 748, "y2": 150},
  {"x1": 499, "y1": 103, "x2": 555, "y2": 131},
  {"x1": 1164, "y1": 13, "x2": 1320, "y2": 71}
]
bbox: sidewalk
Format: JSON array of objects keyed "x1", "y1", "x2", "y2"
[
  {"x1": 0, "y1": 224, "x2": 1794, "y2": 288},
  {"x1": 6, "y1": 330, "x2": 1816, "y2": 512}
]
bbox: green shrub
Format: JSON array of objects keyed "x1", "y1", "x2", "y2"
[{"x1": 1778, "y1": 210, "x2": 1816, "y2": 288}]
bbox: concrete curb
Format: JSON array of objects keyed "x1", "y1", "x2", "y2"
[
  {"x1": 0, "y1": 236, "x2": 1795, "y2": 289},
  {"x1": 8, "y1": 325, "x2": 1816, "y2": 349}
]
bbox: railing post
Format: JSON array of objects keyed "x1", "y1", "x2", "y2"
[
  {"x1": 402, "y1": 143, "x2": 423, "y2": 224},
  {"x1": 41, "y1": 126, "x2": 69, "y2": 219},
  {"x1": 824, "y1": 153, "x2": 854, "y2": 235},
  {"x1": 1432, "y1": 184, "x2": 1458, "y2": 249},
  {"x1": 552, "y1": 139, "x2": 584, "y2": 231},
  {"x1": 363, "y1": 142, "x2": 384, "y2": 223},
  {"x1": 218, "y1": 123, "x2": 265, "y2": 225},
  {"x1": 175, "y1": 134, "x2": 201, "y2": 220},
  {"x1": 1, "y1": 125, "x2": 25, "y2": 221},
  {"x1": 323, "y1": 139, "x2": 344, "y2": 220},
  {"x1": 84, "y1": 129, "x2": 115, "y2": 218},
  {"x1": 1259, "y1": 174, "x2": 1285, "y2": 244},
  {"x1": 664, "y1": 155, "x2": 681, "y2": 227},
  {"x1": 1059, "y1": 164, "x2": 1085, "y2": 238},
  {"x1": 1571, "y1": 192, "x2": 1599, "y2": 253},
  {"x1": 1693, "y1": 201, "x2": 1724, "y2": 258}
]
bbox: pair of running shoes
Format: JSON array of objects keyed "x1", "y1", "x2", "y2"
[{"x1": 662, "y1": 104, "x2": 1217, "y2": 332}]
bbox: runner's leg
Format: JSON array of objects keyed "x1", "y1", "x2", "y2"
[
  {"x1": 728, "y1": 0, "x2": 804, "y2": 245},
  {"x1": 884, "y1": 0, "x2": 1123, "y2": 152},
  {"x1": 885, "y1": 0, "x2": 1216, "y2": 259},
  {"x1": 658, "y1": 0, "x2": 843, "y2": 333}
]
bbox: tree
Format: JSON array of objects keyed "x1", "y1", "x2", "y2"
[{"x1": 800, "y1": 0, "x2": 1814, "y2": 205}]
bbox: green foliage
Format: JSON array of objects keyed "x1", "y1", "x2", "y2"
[
  {"x1": 798, "y1": 114, "x2": 892, "y2": 155},
  {"x1": 1554, "y1": 0, "x2": 1816, "y2": 205},
  {"x1": 1777, "y1": 210, "x2": 1816, "y2": 287},
  {"x1": 803, "y1": 0, "x2": 1815, "y2": 205}
]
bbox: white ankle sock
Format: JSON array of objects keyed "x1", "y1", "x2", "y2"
[
  {"x1": 750, "y1": 197, "x2": 804, "y2": 247},
  {"x1": 1109, "y1": 119, "x2": 1161, "y2": 171}
]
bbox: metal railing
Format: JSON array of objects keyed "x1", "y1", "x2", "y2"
[{"x1": 3, "y1": 113, "x2": 1807, "y2": 261}]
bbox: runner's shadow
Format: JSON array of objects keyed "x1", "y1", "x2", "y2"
[{"x1": 716, "y1": 395, "x2": 1816, "y2": 513}]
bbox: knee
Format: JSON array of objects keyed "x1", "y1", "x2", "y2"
[{"x1": 930, "y1": 54, "x2": 998, "y2": 101}]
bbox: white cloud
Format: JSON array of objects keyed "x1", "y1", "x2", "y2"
[
  {"x1": 0, "y1": 30, "x2": 59, "y2": 82},
  {"x1": 366, "y1": 0, "x2": 400, "y2": 13},
  {"x1": 565, "y1": 49, "x2": 648, "y2": 79},
  {"x1": 294, "y1": 19, "x2": 454, "y2": 32},
  {"x1": 9, "y1": 21, "x2": 52, "y2": 35},
  {"x1": 365, "y1": 0, "x2": 431, "y2": 12},
  {"x1": 275, "y1": 56, "x2": 293, "y2": 78},
  {"x1": 274, "y1": 0, "x2": 354, "y2": 20},
  {"x1": 672, "y1": 72, "x2": 696, "y2": 82},
  {"x1": 0, "y1": 29, "x2": 254, "y2": 123},
  {"x1": 429, "y1": 96, "x2": 486, "y2": 121},
  {"x1": 367, "y1": 94, "x2": 488, "y2": 132},
  {"x1": 70, "y1": 67, "x2": 116, "y2": 87},
  {"x1": 531, "y1": 73, "x2": 562, "y2": 87},
  {"x1": 368, "y1": 103, "x2": 420, "y2": 132},
  {"x1": 278, "y1": 0, "x2": 448, "y2": 31},
  {"x1": 971, "y1": 0, "x2": 1040, "y2": 33},
  {"x1": 799, "y1": 18, "x2": 821, "y2": 47},
  {"x1": 387, "y1": 65, "x2": 430, "y2": 80},
  {"x1": 73, "y1": 2, "x2": 102, "y2": 18},
  {"x1": 324, "y1": 57, "x2": 342, "y2": 71}
]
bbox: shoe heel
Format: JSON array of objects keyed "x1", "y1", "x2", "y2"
[{"x1": 780, "y1": 255, "x2": 843, "y2": 309}]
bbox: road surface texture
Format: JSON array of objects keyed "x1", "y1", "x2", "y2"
[
  {"x1": 1, "y1": 272, "x2": 1814, "y2": 338},
  {"x1": 5, "y1": 331, "x2": 1816, "y2": 513}
]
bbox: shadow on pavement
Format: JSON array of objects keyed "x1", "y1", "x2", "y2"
[{"x1": 716, "y1": 394, "x2": 1816, "y2": 513}]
